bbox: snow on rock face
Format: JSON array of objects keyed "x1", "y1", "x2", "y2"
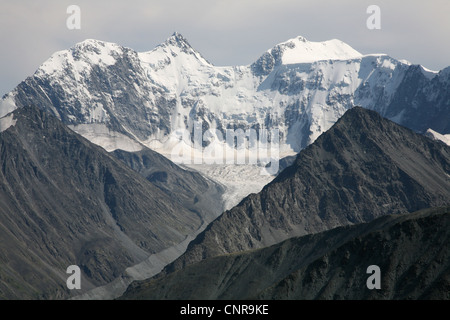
[
  {"x1": 425, "y1": 128, "x2": 450, "y2": 146},
  {"x1": 0, "y1": 93, "x2": 17, "y2": 118},
  {"x1": 37, "y1": 39, "x2": 120, "y2": 76},
  {"x1": 0, "y1": 113, "x2": 17, "y2": 133},
  {"x1": 2, "y1": 33, "x2": 448, "y2": 162}
]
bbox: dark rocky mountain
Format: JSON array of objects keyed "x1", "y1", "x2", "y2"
[
  {"x1": 112, "y1": 148, "x2": 225, "y2": 224},
  {"x1": 377, "y1": 65, "x2": 450, "y2": 134},
  {"x1": 0, "y1": 106, "x2": 216, "y2": 299},
  {"x1": 158, "y1": 107, "x2": 450, "y2": 273},
  {"x1": 120, "y1": 206, "x2": 450, "y2": 300}
]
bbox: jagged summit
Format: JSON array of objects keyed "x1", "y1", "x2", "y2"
[
  {"x1": 143, "y1": 31, "x2": 211, "y2": 66},
  {"x1": 165, "y1": 32, "x2": 191, "y2": 46}
]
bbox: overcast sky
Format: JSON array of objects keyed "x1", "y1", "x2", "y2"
[{"x1": 1, "y1": 0, "x2": 449, "y2": 96}]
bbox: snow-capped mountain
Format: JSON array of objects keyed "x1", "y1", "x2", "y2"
[{"x1": 1, "y1": 32, "x2": 449, "y2": 206}]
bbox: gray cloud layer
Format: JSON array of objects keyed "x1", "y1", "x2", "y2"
[{"x1": 1, "y1": 0, "x2": 449, "y2": 96}]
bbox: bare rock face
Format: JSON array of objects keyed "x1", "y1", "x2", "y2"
[
  {"x1": 120, "y1": 207, "x2": 450, "y2": 300},
  {"x1": 160, "y1": 107, "x2": 450, "y2": 273},
  {"x1": 0, "y1": 106, "x2": 219, "y2": 299},
  {"x1": 112, "y1": 148, "x2": 225, "y2": 224}
]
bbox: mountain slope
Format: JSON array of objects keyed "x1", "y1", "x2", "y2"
[
  {"x1": 160, "y1": 107, "x2": 450, "y2": 273},
  {"x1": 120, "y1": 206, "x2": 450, "y2": 300},
  {"x1": 112, "y1": 147, "x2": 225, "y2": 223},
  {"x1": 0, "y1": 106, "x2": 209, "y2": 299}
]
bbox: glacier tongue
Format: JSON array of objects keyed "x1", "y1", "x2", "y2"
[
  {"x1": 36, "y1": 39, "x2": 123, "y2": 78},
  {"x1": 183, "y1": 163, "x2": 276, "y2": 210}
]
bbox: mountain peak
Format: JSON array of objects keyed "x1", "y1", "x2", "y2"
[
  {"x1": 251, "y1": 35, "x2": 363, "y2": 76},
  {"x1": 331, "y1": 106, "x2": 390, "y2": 135},
  {"x1": 171, "y1": 31, "x2": 186, "y2": 41},
  {"x1": 163, "y1": 32, "x2": 193, "y2": 49},
  {"x1": 338, "y1": 105, "x2": 379, "y2": 122},
  {"x1": 271, "y1": 35, "x2": 363, "y2": 65},
  {"x1": 152, "y1": 32, "x2": 211, "y2": 65}
]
